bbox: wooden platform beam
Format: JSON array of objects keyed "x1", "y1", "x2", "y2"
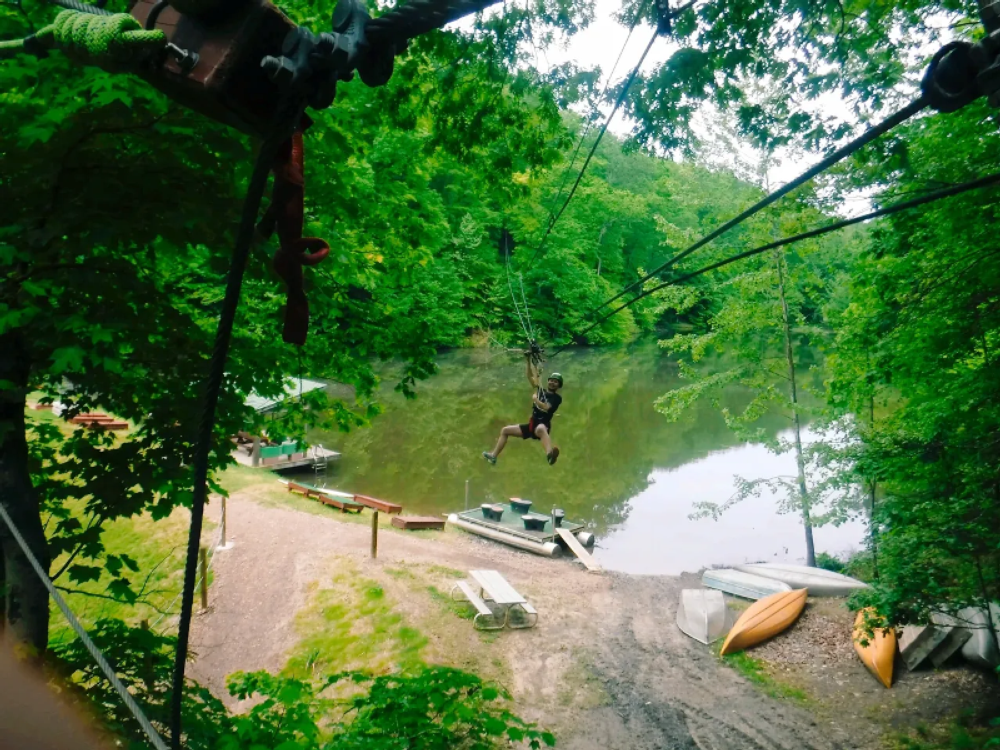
[{"x1": 555, "y1": 528, "x2": 602, "y2": 573}]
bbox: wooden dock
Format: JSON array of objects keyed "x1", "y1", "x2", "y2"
[
  {"x1": 354, "y1": 494, "x2": 403, "y2": 515},
  {"x1": 233, "y1": 443, "x2": 340, "y2": 471},
  {"x1": 392, "y1": 515, "x2": 444, "y2": 531}
]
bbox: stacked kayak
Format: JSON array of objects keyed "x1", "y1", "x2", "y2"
[{"x1": 734, "y1": 563, "x2": 869, "y2": 597}]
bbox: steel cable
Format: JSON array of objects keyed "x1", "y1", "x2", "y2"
[
  {"x1": 0, "y1": 503, "x2": 169, "y2": 750},
  {"x1": 551, "y1": 170, "x2": 1000, "y2": 353}
]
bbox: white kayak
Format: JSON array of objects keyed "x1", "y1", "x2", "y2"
[
  {"x1": 958, "y1": 605, "x2": 1000, "y2": 670},
  {"x1": 734, "y1": 563, "x2": 869, "y2": 597},
  {"x1": 702, "y1": 569, "x2": 793, "y2": 600},
  {"x1": 676, "y1": 589, "x2": 731, "y2": 645}
]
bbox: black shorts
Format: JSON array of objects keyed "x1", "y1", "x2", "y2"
[{"x1": 519, "y1": 418, "x2": 551, "y2": 440}]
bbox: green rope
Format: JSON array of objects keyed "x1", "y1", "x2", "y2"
[
  {"x1": 0, "y1": 37, "x2": 27, "y2": 59},
  {"x1": 29, "y1": 10, "x2": 165, "y2": 69}
]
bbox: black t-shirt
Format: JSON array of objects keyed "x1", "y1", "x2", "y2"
[{"x1": 531, "y1": 389, "x2": 562, "y2": 426}]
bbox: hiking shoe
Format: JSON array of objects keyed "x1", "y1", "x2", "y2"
[
  {"x1": 547, "y1": 447, "x2": 560, "y2": 465},
  {"x1": 482, "y1": 451, "x2": 497, "y2": 465}
]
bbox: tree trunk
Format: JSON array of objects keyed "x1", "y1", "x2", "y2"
[
  {"x1": 868, "y1": 393, "x2": 879, "y2": 581},
  {"x1": 774, "y1": 252, "x2": 815, "y2": 566},
  {"x1": 0, "y1": 330, "x2": 50, "y2": 658}
]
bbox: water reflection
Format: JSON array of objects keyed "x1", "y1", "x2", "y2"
[{"x1": 305, "y1": 341, "x2": 865, "y2": 573}]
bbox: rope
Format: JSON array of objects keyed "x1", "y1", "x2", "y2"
[
  {"x1": 504, "y1": 232, "x2": 532, "y2": 341},
  {"x1": 551, "y1": 170, "x2": 1000, "y2": 352},
  {"x1": 37, "y1": 10, "x2": 165, "y2": 67},
  {"x1": 516, "y1": 271, "x2": 535, "y2": 341},
  {"x1": 587, "y1": 96, "x2": 929, "y2": 315},
  {"x1": 527, "y1": 28, "x2": 660, "y2": 265},
  {"x1": 0, "y1": 503, "x2": 169, "y2": 750},
  {"x1": 169, "y1": 112, "x2": 301, "y2": 750}
]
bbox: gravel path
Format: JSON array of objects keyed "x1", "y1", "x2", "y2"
[{"x1": 188, "y1": 493, "x2": 864, "y2": 748}]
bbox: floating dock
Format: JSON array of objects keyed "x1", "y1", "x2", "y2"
[{"x1": 447, "y1": 504, "x2": 595, "y2": 559}]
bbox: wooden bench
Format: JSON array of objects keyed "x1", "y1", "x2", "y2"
[
  {"x1": 451, "y1": 581, "x2": 502, "y2": 630},
  {"x1": 391, "y1": 515, "x2": 444, "y2": 531},
  {"x1": 287, "y1": 481, "x2": 363, "y2": 514},
  {"x1": 353, "y1": 494, "x2": 403, "y2": 515}
]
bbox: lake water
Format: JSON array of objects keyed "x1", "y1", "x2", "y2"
[{"x1": 304, "y1": 341, "x2": 866, "y2": 575}]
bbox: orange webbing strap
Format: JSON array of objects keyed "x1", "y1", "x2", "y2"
[{"x1": 259, "y1": 127, "x2": 330, "y2": 345}]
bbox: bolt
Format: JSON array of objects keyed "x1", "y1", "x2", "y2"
[{"x1": 261, "y1": 55, "x2": 296, "y2": 87}]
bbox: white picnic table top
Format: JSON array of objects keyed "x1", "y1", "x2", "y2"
[{"x1": 470, "y1": 570, "x2": 525, "y2": 606}]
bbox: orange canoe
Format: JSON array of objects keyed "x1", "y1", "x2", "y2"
[
  {"x1": 720, "y1": 588, "x2": 807, "y2": 655},
  {"x1": 853, "y1": 609, "x2": 896, "y2": 688}
]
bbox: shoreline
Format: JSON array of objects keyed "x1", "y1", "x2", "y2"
[{"x1": 188, "y1": 484, "x2": 1000, "y2": 749}]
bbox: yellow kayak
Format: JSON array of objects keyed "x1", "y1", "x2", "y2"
[
  {"x1": 720, "y1": 588, "x2": 807, "y2": 655},
  {"x1": 853, "y1": 608, "x2": 896, "y2": 688}
]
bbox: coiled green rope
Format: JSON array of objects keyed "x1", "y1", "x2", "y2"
[{"x1": 1, "y1": 10, "x2": 165, "y2": 68}]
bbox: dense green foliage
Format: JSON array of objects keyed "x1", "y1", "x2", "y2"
[
  {"x1": 52, "y1": 619, "x2": 553, "y2": 749},
  {"x1": 4, "y1": 0, "x2": 1000, "y2": 742}
]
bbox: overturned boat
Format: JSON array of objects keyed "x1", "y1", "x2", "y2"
[
  {"x1": 735, "y1": 563, "x2": 868, "y2": 597},
  {"x1": 702, "y1": 568, "x2": 793, "y2": 600},
  {"x1": 676, "y1": 589, "x2": 732, "y2": 645},
  {"x1": 720, "y1": 588, "x2": 807, "y2": 655}
]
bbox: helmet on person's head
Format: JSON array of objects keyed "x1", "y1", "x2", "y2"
[{"x1": 548, "y1": 373, "x2": 563, "y2": 387}]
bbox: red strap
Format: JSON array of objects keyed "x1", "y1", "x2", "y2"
[{"x1": 263, "y1": 129, "x2": 330, "y2": 346}]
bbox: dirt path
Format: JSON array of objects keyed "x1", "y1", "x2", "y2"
[{"x1": 187, "y1": 493, "x2": 884, "y2": 748}]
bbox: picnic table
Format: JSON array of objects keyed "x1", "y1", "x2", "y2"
[{"x1": 451, "y1": 569, "x2": 537, "y2": 630}]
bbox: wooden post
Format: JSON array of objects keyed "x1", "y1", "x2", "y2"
[
  {"x1": 140, "y1": 620, "x2": 154, "y2": 692},
  {"x1": 199, "y1": 546, "x2": 209, "y2": 611},
  {"x1": 219, "y1": 495, "x2": 227, "y2": 549},
  {"x1": 371, "y1": 510, "x2": 379, "y2": 559},
  {"x1": 464, "y1": 479, "x2": 469, "y2": 510},
  {"x1": 251, "y1": 436, "x2": 261, "y2": 467}
]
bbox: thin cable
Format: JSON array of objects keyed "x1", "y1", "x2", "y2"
[
  {"x1": 169, "y1": 116, "x2": 300, "y2": 749},
  {"x1": 528, "y1": 28, "x2": 660, "y2": 265},
  {"x1": 0, "y1": 503, "x2": 169, "y2": 750},
  {"x1": 546, "y1": 3, "x2": 646, "y2": 214},
  {"x1": 504, "y1": 232, "x2": 532, "y2": 340},
  {"x1": 517, "y1": 272, "x2": 535, "y2": 340},
  {"x1": 552, "y1": 170, "x2": 1000, "y2": 353},
  {"x1": 590, "y1": 96, "x2": 929, "y2": 313}
]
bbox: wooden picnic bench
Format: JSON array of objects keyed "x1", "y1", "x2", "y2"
[
  {"x1": 353, "y1": 494, "x2": 403, "y2": 515},
  {"x1": 391, "y1": 515, "x2": 445, "y2": 531},
  {"x1": 286, "y1": 481, "x2": 364, "y2": 513},
  {"x1": 450, "y1": 569, "x2": 537, "y2": 630}
]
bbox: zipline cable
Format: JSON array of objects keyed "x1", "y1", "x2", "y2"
[
  {"x1": 587, "y1": 96, "x2": 929, "y2": 314},
  {"x1": 169, "y1": 110, "x2": 301, "y2": 750},
  {"x1": 0, "y1": 503, "x2": 170, "y2": 750},
  {"x1": 550, "y1": 170, "x2": 1000, "y2": 354},
  {"x1": 527, "y1": 27, "x2": 660, "y2": 265},
  {"x1": 545, "y1": 2, "x2": 646, "y2": 215}
]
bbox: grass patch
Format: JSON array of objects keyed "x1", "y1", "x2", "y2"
[
  {"x1": 425, "y1": 564, "x2": 464, "y2": 579},
  {"x1": 716, "y1": 646, "x2": 810, "y2": 704},
  {"x1": 427, "y1": 585, "x2": 474, "y2": 621},
  {"x1": 884, "y1": 713, "x2": 1000, "y2": 750},
  {"x1": 48, "y1": 506, "x2": 217, "y2": 644},
  {"x1": 285, "y1": 564, "x2": 428, "y2": 679}
]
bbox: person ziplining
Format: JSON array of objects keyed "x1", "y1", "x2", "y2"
[{"x1": 483, "y1": 351, "x2": 563, "y2": 466}]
